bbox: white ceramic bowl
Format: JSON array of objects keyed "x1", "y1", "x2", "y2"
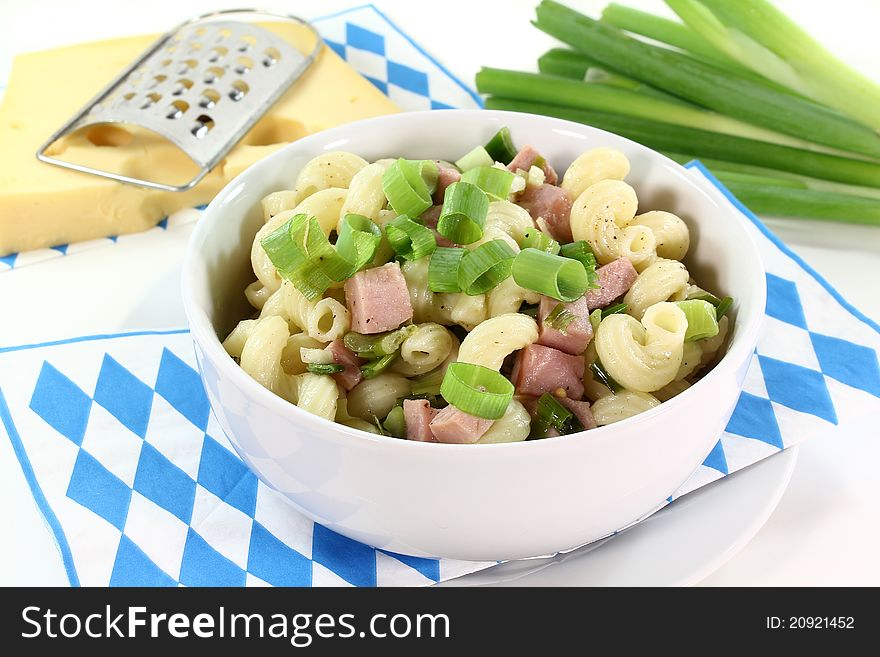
[{"x1": 182, "y1": 110, "x2": 765, "y2": 561}]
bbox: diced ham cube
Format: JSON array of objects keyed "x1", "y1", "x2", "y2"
[
  {"x1": 518, "y1": 184, "x2": 573, "y2": 243},
  {"x1": 559, "y1": 397, "x2": 597, "y2": 431},
  {"x1": 433, "y1": 165, "x2": 462, "y2": 204},
  {"x1": 537, "y1": 295, "x2": 593, "y2": 355},
  {"x1": 429, "y1": 405, "x2": 493, "y2": 444},
  {"x1": 586, "y1": 257, "x2": 639, "y2": 310},
  {"x1": 506, "y1": 145, "x2": 559, "y2": 185},
  {"x1": 325, "y1": 339, "x2": 364, "y2": 391},
  {"x1": 403, "y1": 399, "x2": 440, "y2": 442},
  {"x1": 511, "y1": 344, "x2": 585, "y2": 400},
  {"x1": 419, "y1": 205, "x2": 457, "y2": 247},
  {"x1": 344, "y1": 262, "x2": 413, "y2": 334}
]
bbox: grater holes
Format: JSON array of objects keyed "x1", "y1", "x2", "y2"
[
  {"x1": 193, "y1": 27, "x2": 207, "y2": 37},
  {"x1": 148, "y1": 74, "x2": 167, "y2": 89},
  {"x1": 237, "y1": 35, "x2": 257, "y2": 52},
  {"x1": 191, "y1": 114, "x2": 214, "y2": 138},
  {"x1": 216, "y1": 28, "x2": 232, "y2": 41},
  {"x1": 160, "y1": 59, "x2": 172, "y2": 68},
  {"x1": 187, "y1": 42, "x2": 203, "y2": 54},
  {"x1": 203, "y1": 66, "x2": 225, "y2": 84},
  {"x1": 207, "y1": 46, "x2": 227, "y2": 63},
  {"x1": 172, "y1": 78, "x2": 193, "y2": 96},
  {"x1": 178, "y1": 59, "x2": 197, "y2": 75},
  {"x1": 140, "y1": 92, "x2": 162, "y2": 109},
  {"x1": 234, "y1": 56, "x2": 253, "y2": 75},
  {"x1": 228, "y1": 80, "x2": 249, "y2": 102},
  {"x1": 198, "y1": 89, "x2": 220, "y2": 109},
  {"x1": 122, "y1": 92, "x2": 136, "y2": 102},
  {"x1": 166, "y1": 100, "x2": 189, "y2": 119},
  {"x1": 262, "y1": 47, "x2": 281, "y2": 67}
]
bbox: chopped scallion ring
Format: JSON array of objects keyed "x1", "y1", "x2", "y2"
[
  {"x1": 440, "y1": 362, "x2": 514, "y2": 419},
  {"x1": 336, "y1": 213, "x2": 382, "y2": 273},
  {"x1": 429, "y1": 247, "x2": 466, "y2": 293},
  {"x1": 455, "y1": 146, "x2": 494, "y2": 172},
  {"x1": 559, "y1": 241, "x2": 600, "y2": 289},
  {"x1": 437, "y1": 182, "x2": 490, "y2": 245},
  {"x1": 484, "y1": 126, "x2": 519, "y2": 164},
  {"x1": 535, "y1": 392, "x2": 584, "y2": 434},
  {"x1": 512, "y1": 248, "x2": 589, "y2": 302},
  {"x1": 457, "y1": 239, "x2": 516, "y2": 295},
  {"x1": 676, "y1": 299, "x2": 720, "y2": 341},
  {"x1": 460, "y1": 166, "x2": 516, "y2": 200},
  {"x1": 518, "y1": 227, "x2": 560, "y2": 254},
  {"x1": 385, "y1": 214, "x2": 437, "y2": 261},
  {"x1": 382, "y1": 158, "x2": 438, "y2": 217}
]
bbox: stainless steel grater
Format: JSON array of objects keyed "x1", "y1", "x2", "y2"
[{"x1": 36, "y1": 8, "x2": 321, "y2": 192}]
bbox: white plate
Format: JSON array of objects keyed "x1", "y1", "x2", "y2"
[{"x1": 442, "y1": 445, "x2": 798, "y2": 586}]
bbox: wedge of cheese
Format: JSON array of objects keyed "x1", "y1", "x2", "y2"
[{"x1": 0, "y1": 24, "x2": 399, "y2": 255}]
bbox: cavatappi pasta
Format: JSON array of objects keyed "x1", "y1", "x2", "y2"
[{"x1": 224, "y1": 128, "x2": 733, "y2": 442}]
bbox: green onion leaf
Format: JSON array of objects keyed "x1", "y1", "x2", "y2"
[
  {"x1": 457, "y1": 239, "x2": 516, "y2": 295},
  {"x1": 601, "y1": 303, "x2": 628, "y2": 318},
  {"x1": 440, "y1": 362, "x2": 514, "y2": 420},
  {"x1": 428, "y1": 247, "x2": 466, "y2": 293},
  {"x1": 590, "y1": 359, "x2": 622, "y2": 393},
  {"x1": 455, "y1": 146, "x2": 494, "y2": 172},
  {"x1": 536, "y1": 392, "x2": 584, "y2": 434},
  {"x1": 484, "y1": 126, "x2": 519, "y2": 164},
  {"x1": 518, "y1": 227, "x2": 560, "y2": 254},
  {"x1": 546, "y1": 303, "x2": 576, "y2": 334},
  {"x1": 589, "y1": 308, "x2": 602, "y2": 334},
  {"x1": 361, "y1": 353, "x2": 398, "y2": 379},
  {"x1": 437, "y1": 182, "x2": 490, "y2": 245},
  {"x1": 675, "y1": 299, "x2": 720, "y2": 341},
  {"x1": 382, "y1": 159, "x2": 438, "y2": 218},
  {"x1": 715, "y1": 296, "x2": 733, "y2": 319},
  {"x1": 512, "y1": 248, "x2": 589, "y2": 302},
  {"x1": 336, "y1": 214, "x2": 382, "y2": 273},
  {"x1": 382, "y1": 405, "x2": 407, "y2": 438},
  {"x1": 344, "y1": 326, "x2": 416, "y2": 359},
  {"x1": 559, "y1": 241, "x2": 600, "y2": 289},
  {"x1": 385, "y1": 215, "x2": 437, "y2": 261},
  {"x1": 306, "y1": 363, "x2": 345, "y2": 375},
  {"x1": 460, "y1": 166, "x2": 516, "y2": 201}
]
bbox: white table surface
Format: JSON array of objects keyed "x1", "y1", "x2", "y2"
[{"x1": 1, "y1": 0, "x2": 878, "y2": 586}]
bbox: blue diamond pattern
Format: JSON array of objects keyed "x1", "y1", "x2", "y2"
[
  {"x1": 312, "y1": 524, "x2": 377, "y2": 587},
  {"x1": 197, "y1": 435, "x2": 258, "y2": 517},
  {"x1": 431, "y1": 100, "x2": 454, "y2": 110},
  {"x1": 759, "y1": 355, "x2": 838, "y2": 424},
  {"x1": 701, "y1": 439, "x2": 729, "y2": 475},
  {"x1": 725, "y1": 392, "x2": 784, "y2": 449},
  {"x1": 0, "y1": 252, "x2": 17, "y2": 268},
  {"x1": 133, "y1": 443, "x2": 196, "y2": 524},
  {"x1": 346, "y1": 22, "x2": 385, "y2": 55},
  {"x1": 67, "y1": 450, "x2": 132, "y2": 530},
  {"x1": 765, "y1": 273, "x2": 807, "y2": 329},
  {"x1": 157, "y1": 218, "x2": 168, "y2": 230},
  {"x1": 50, "y1": 244, "x2": 68, "y2": 255},
  {"x1": 155, "y1": 348, "x2": 210, "y2": 430},
  {"x1": 387, "y1": 61, "x2": 429, "y2": 96},
  {"x1": 110, "y1": 536, "x2": 175, "y2": 586},
  {"x1": 29, "y1": 362, "x2": 91, "y2": 445},
  {"x1": 810, "y1": 332, "x2": 880, "y2": 398},
  {"x1": 247, "y1": 522, "x2": 312, "y2": 586},
  {"x1": 93, "y1": 354, "x2": 153, "y2": 438},
  {"x1": 379, "y1": 550, "x2": 441, "y2": 582},
  {"x1": 365, "y1": 76, "x2": 388, "y2": 95},
  {"x1": 179, "y1": 528, "x2": 246, "y2": 587},
  {"x1": 325, "y1": 39, "x2": 346, "y2": 59}
]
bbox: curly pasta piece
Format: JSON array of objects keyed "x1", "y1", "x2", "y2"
[
  {"x1": 469, "y1": 201, "x2": 535, "y2": 251},
  {"x1": 291, "y1": 151, "x2": 367, "y2": 203},
  {"x1": 487, "y1": 276, "x2": 541, "y2": 317},
  {"x1": 238, "y1": 315, "x2": 296, "y2": 402},
  {"x1": 307, "y1": 298, "x2": 351, "y2": 343},
  {"x1": 292, "y1": 372, "x2": 338, "y2": 421},
  {"x1": 261, "y1": 190, "x2": 299, "y2": 222},
  {"x1": 458, "y1": 313, "x2": 539, "y2": 370},
  {"x1": 280, "y1": 333, "x2": 323, "y2": 375},
  {"x1": 591, "y1": 391, "x2": 661, "y2": 425},
  {"x1": 393, "y1": 323, "x2": 454, "y2": 376},
  {"x1": 223, "y1": 319, "x2": 258, "y2": 359},
  {"x1": 570, "y1": 179, "x2": 655, "y2": 269},
  {"x1": 561, "y1": 148, "x2": 631, "y2": 200},
  {"x1": 675, "y1": 341, "x2": 703, "y2": 381},
  {"x1": 346, "y1": 373, "x2": 411, "y2": 420},
  {"x1": 630, "y1": 211, "x2": 690, "y2": 261},
  {"x1": 339, "y1": 161, "x2": 392, "y2": 227},
  {"x1": 595, "y1": 302, "x2": 688, "y2": 392},
  {"x1": 245, "y1": 281, "x2": 272, "y2": 310},
  {"x1": 476, "y1": 400, "x2": 531, "y2": 444},
  {"x1": 623, "y1": 258, "x2": 690, "y2": 319}
]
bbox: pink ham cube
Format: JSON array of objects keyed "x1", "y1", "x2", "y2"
[
  {"x1": 511, "y1": 343, "x2": 585, "y2": 400},
  {"x1": 586, "y1": 257, "x2": 638, "y2": 310},
  {"x1": 429, "y1": 405, "x2": 493, "y2": 444},
  {"x1": 537, "y1": 295, "x2": 593, "y2": 355},
  {"x1": 403, "y1": 399, "x2": 439, "y2": 442},
  {"x1": 344, "y1": 262, "x2": 413, "y2": 334}
]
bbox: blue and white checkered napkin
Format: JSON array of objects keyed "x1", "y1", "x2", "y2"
[
  {"x1": 2, "y1": 164, "x2": 879, "y2": 587},
  {"x1": 0, "y1": 4, "x2": 481, "y2": 273}
]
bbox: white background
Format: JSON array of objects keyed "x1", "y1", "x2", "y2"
[{"x1": 1, "y1": 0, "x2": 878, "y2": 585}]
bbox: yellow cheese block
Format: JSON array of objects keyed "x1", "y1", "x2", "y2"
[{"x1": 0, "y1": 24, "x2": 399, "y2": 255}]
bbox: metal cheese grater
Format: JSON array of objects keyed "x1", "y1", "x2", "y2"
[{"x1": 36, "y1": 8, "x2": 321, "y2": 192}]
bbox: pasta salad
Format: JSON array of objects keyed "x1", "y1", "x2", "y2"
[{"x1": 223, "y1": 128, "x2": 733, "y2": 444}]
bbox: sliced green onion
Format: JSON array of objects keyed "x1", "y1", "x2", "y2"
[
  {"x1": 410, "y1": 369, "x2": 445, "y2": 396},
  {"x1": 382, "y1": 159, "x2": 438, "y2": 217},
  {"x1": 361, "y1": 353, "x2": 398, "y2": 379},
  {"x1": 344, "y1": 326, "x2": 416, "y2": 359},
  {"x1": 518, "y1": 227, "x2": 560, "y2": 254},
  {"x1": 546, "y1": 303, "x2": 576, "y2": 333},
  {"x1": 457, "y1": 240, "x2": 516, "y2": 296},
  {"x1": 261, "y1": 213, "x2": 351, "y2": 300},
  {"x1": 536, "y1": 392, "x2": 584, "y2": 434},
  {"x1": 440, "y1": 362, "x2": 514, "y2": 420},
  {"x1": 513, "y1": 248, "x2": 589, "y2": 302},
  {"x1": 382, "y1": 405, "x2": 407, "y2": 438},
  {"x1": 460, "y1": 166, "x2": 516, "y2": 201},
  {"x1": 528, "y1": 419, "x2": 552, "y2": 440},
  {"x1": 675, "y1": 299, "x2": 720, "y2": 341},
  {"x1": 686, "y1": 287, "x2": 722, "y2": 305},
  {"x1": 455, "y1": 146, "x2": 494, "y2": 172},
  {"x1": 306, "y1": 363, "x2": 345, "y2": 375},
  {"x1": 428, "y1": 247, "x2": 465, "y2": 293},
  {"x1": 715, "y1": 296, "x2": 733, "y2": 319},
  {"x1": 336, "y1": 214, "x2": 381, "y2": 273},
  {"x1": 720, "y1": 183, "x2": 880, "y2": 225},
  {"x1": 559, "y1": 241, "x2": 600, "y2": 289},
  {"x1": 589, "y1": 308, "x2": 602, "y2": 334},
  {"x1": 484, "y1": 126, "x2": 518, "y2": 164},
  {"x1": 385, "y1": 215, "x2": 437, "y2": 261},
  {"x1": 590, "y1": 359, "x2": 622, "y2": 393},
  {"x1": 601, "y1": 303, "x2": 628, "y2": 318},
  {"x1": 437, "y1": 182, "x2": 489, "y2": 245}
]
